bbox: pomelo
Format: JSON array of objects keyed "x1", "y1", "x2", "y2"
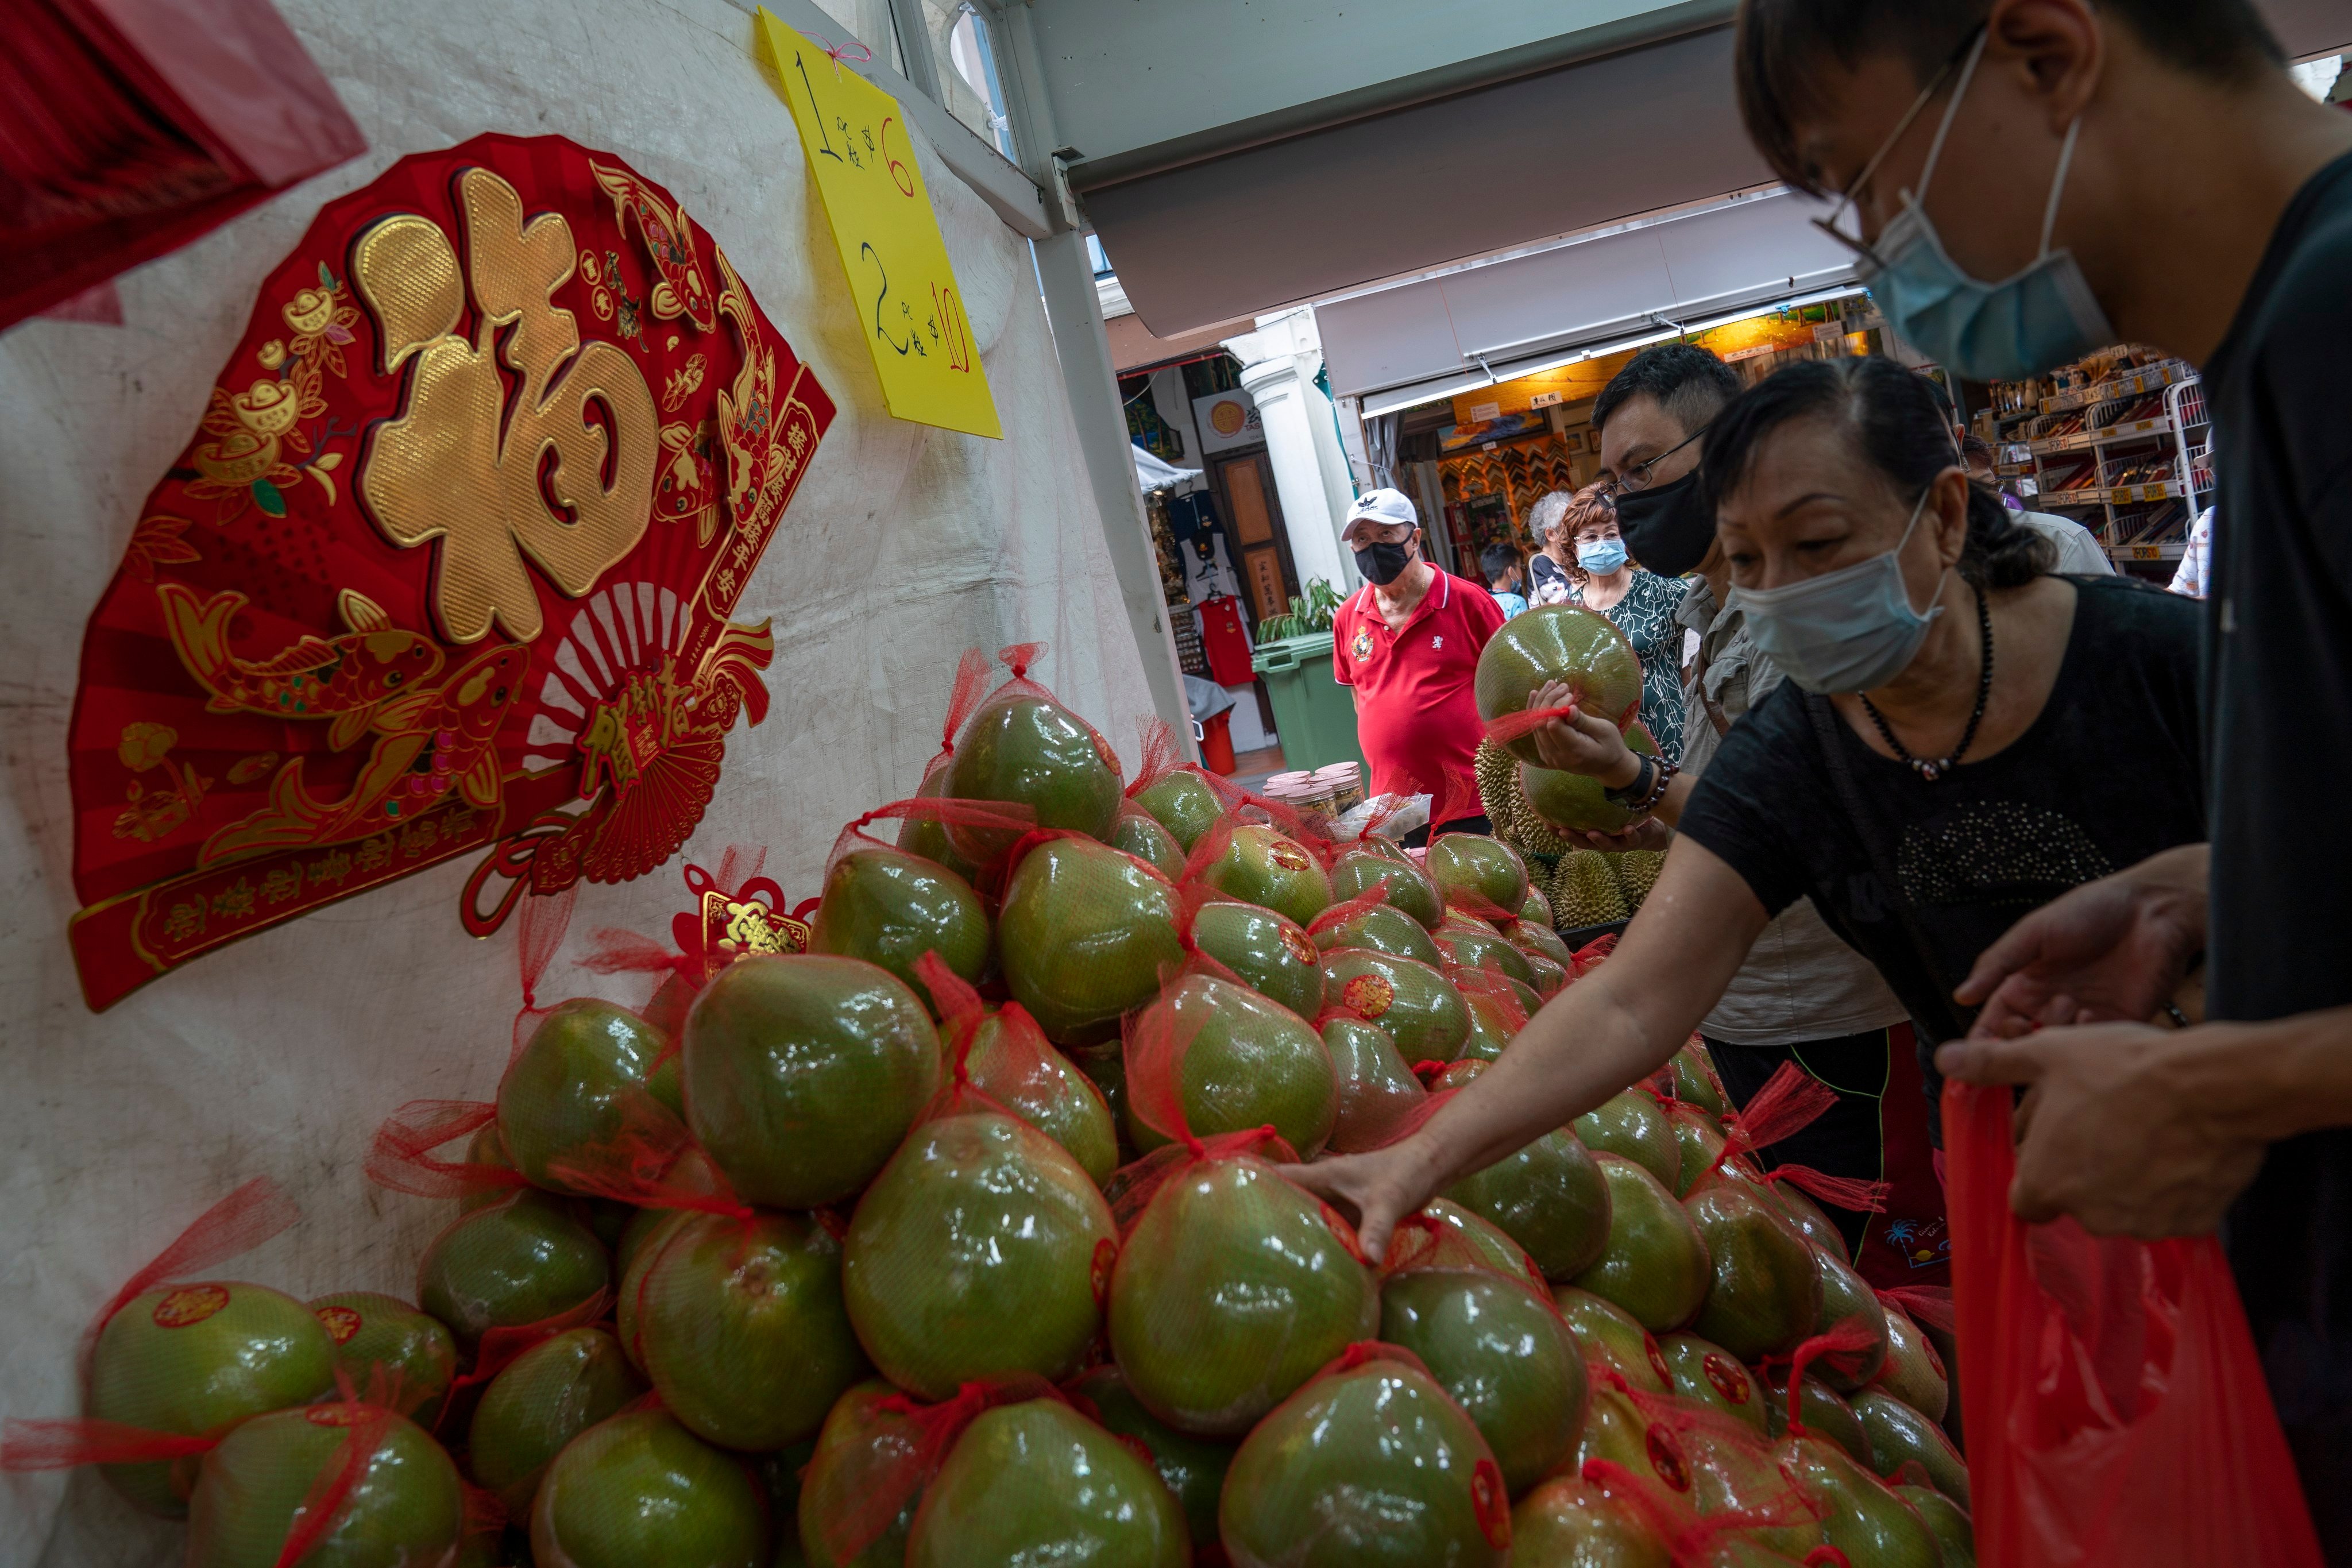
[
  {"x1": 1572, "y1": 1155, "x2": 1710, "y2": 1331},
  {"x1": 1067, "y1": 1364, "x2": 1234, "y2": 1551},
  {"x1": 87, "y1": 1282, "x2": 337, "y2": 1517},
  {"x1": 1475, "y1": 605, "x2": 1643, "y2": 764},
  {"x1": 1853, "y1": 1391, "x2": 1969, "y2": 1508},
  {"x1": 532, "y1": 1409, "x2": 768, "y2": 1568},
  {"x1": 1670, "y1": 1044, "x2": 1727, "y2": 1117},
  {"x1": 1683, "y1": 1185, "x2": 1820, "y2": 1362},
  {"x1": 1114, "y1": 809, "x2": 1188, "y2": 879},
  {"x1": 1552, "y1": 1286, "x2": 1672, "y2": 1393},
  {"x1": 1898, "y1": 1484, "x2": 1976, "y2": 1567},
  {"x1": 1072, "y1": 1048, "x2": 1133, "y2": 1160},
  {"x1": 997, "y1": 836, "x2": 1183, "y2": 1044},
  {"x1": 1775, "y1": 1431, "x2": 1944, "y2": 1568},
  {"x1": 1521, "y1": 725, "x2": 1660, "y2": 837},
  {"x1": 1666, "y1": 1102, "x2": 1729, "y2": 1196},
  {"x1": 1808, "y1": 1248, "x2": 1892, "y2": 1393},
  {"x1": 1220, "y1": 1351, "x2": 1510, "y2": 1568},
  {"x1": 906, "y1": 1399, "x2": 1188, "y2": 1567},
  {"x1": 966, "y1": 1011, "x2": 1119, "y2": 1187},
  {"x1": 1124, "y1": 975, "x2": 1337, "y2": 1158},
  {"x1": 1431, "y1": 1059, "x2": 1488, "y2": 1091},
  {"x1": 1510, "y1": 1474, "x2": 1674, "y2": 1568},
  {"x1": 1873, "y1": 1302, "x2": 1951, "y2": 1423},
  {"x1": 944, "y1": 690, "x2": 1122, "y2": 858},
  {"x1": 1507, "y1": 918, "x2": 1575, "y2": 969},
  {"x1": 1456, "y1": 995, "x2": 1511, "y2": 1064},
  {"x1": 1421, "y1": 1197, "x2": 1546, "y2": 1286},
  {"x1": 1752, "y1": 1177, "x2": 1849, "y2": 1265},
  {"x1": 1381, "y1": 1269, "x2": 1589, "y2": 1495},
  {"x1": 1322, "y1": 1015, "x2": 1426, "y2": 1153},
  {"x1": 1319, "y1": 949, "x2": 1470, "y2": 1064},
  {"x1": 469, "y1": 1326, "x2": 644, "y2": 1519},
  {"x1": 1195, "y1": 824, "x2": 1333, "y2": 927},
  {"x1": 1133, "y1": 767, "x2": 1225, "y2": 852},
  {"x1": 637, "y1": 1211, "x2": 864, "y2": 1450},
  {"x1": 897, "y1": 766, "x2": 982, "y2": 882},
  {"x1": 1425, "y1": 835, "x2": 1531, "y2": 920},
  {"x1": 499, "y1": 998, "x2": 678, "y2": 1196},
  {"x1": 458, "y1": 1120, "x2": 521, "y2": 1214},
  {"x1": 1436, "y1": 926, "x2": 1537, "y2": 987},
  {"x1": 184, "y1": 1404, "x2": 459, "y2": 1567},
  {"x1": 1520, "y1": 886, "x2": 1555, "y2": 927},
  {"x1": 845, "y1": 1110, "x2": 1115, "y2": 1400},
  {"x1": 1575, "y1": 1090, "x2": 1681, "y2": 1191},
  {"x1": 808, "y1": 847, "x2": 991, "y2": 1012},
  {"x1": 1445, "y1": 1126, "x2": 1612, "y2": 1281},
  {"x1": 613, "y1": 1148, "x2": 720, "y2": 1280},
  {"x1": 1108, "y1": 1154, "x2": 1376, "y2": 1437},
  {"x1": 798, "y1": 1382, "x2": 925, "y2": 1568},
  {"x1": 1657, "y1": 1331, "x2": 1770, "y2": 1437},
  {"x1": 1189, "y1": 899, "x2": 1325, "y2": 1018},
  {"x1": 415, "y1": 1191, "x2": 608, "y2": 1354},
  {"x1": 1759, "y1": 1370, "x2": 1870, "y2": 1466},
  {"x1": 307, "y1": 1292, "x2": 455, "y2": 1426},
  {"x1": 683, "y1": 954, "x2": 940, "y2": 1208},
  {"x1": 1522, "y1": 951, "x2": 1567, "y2": 997},
  {"x1": 1327, "y1": 845, "x2": 1445, "y2": 929},
  {"x1": 1312, "y1": 900, "x2": 1443, "y2": 967}
]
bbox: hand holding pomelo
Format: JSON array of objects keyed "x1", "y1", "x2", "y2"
[{"x1": 1475, "y1": 605, "x2": 1643, "y2": 764}]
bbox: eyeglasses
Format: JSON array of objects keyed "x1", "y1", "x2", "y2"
[
  {"x1": 1596, "y1": 423, "x2": 1709, "y2": 502},
  {"x1": 1810, "y1": 21, "x2": 1990, "y2": 268}
]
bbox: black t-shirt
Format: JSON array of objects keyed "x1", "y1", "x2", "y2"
[
  {"x1": 2202, "y1": 149, "x2": 2352, "y2": 1440},
  {"x1": 1677, "y1": 576, "x2": 2207, "y2": 1097}
]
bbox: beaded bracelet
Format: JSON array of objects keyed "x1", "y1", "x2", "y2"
[{"x1": 1603, "y1": 755, "x2": 1679, "y2": 820}]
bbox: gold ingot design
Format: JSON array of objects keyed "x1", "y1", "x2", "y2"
[
  {"x1": 192, "y1": 430, "x2": 277, "y2": 487},
  {"x1": 231, "y1": 379, "x2": 301, "y2": 435},
  {"x1": 354, "y1": 169, "x2": 658, "y2": 644},
  {"x1": 282, "y1": 288, "x2": 336, "y2": 335}
]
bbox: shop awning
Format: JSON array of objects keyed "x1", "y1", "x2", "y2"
[{"x1": 1318, "y1": 188, "x2": 1855, "y2": 414}]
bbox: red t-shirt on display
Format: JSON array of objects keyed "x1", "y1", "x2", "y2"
[
  {"x1": 1196, "y1": 596, "x2": 1255, "y2": 686},
  {"x1": 1330, "y1": 570, "x2": 1504, "y2": 809}
]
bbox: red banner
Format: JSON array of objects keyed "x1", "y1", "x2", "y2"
[{"x1": 67, "y1": 133, "x2": 835, "y2": 1011}]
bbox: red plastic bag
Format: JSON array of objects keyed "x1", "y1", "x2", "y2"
[{"x1": 1945, "y1": 1079, "x2": 2324, "y2": 1567}]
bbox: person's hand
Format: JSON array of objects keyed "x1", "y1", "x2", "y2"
[
  {"x1": 1283, "y1": 1140, "x2": 1446, "y2": 1264},
  {"x1": 1934, "y1": 1022, "x2": 2264, "y2": 1237},
  {"x1": 1955, "y1": 864, "x2": 2207, "y2": 1038},
  {"x1": 1525, "y1": 682, "x2": 1641, "y2": 786},
  {"x1": 1562, "y1": 818, "x2": 1674, "y2": 854}
]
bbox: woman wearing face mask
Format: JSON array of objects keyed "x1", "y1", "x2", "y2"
[
  {"x1": 1524, "y1": 491, "x2": 1579, "y2": 607},
  {"x1": 1558, "y1": 484, "x2": 1690, "y2": 766},
  {"x1": 1291, "y1": 356, "x2": 2208, "y2": 1263}
]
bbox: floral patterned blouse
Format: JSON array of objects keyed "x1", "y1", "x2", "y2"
[{"x1": 1570, "y1": 569, "x2": 1691, "y2": 764}]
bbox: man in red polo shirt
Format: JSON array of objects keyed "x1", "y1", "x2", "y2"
[{"x1": 1330, "y1": 488, "x2": 1503, "y2": 843}]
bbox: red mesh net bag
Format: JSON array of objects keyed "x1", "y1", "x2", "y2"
[
  {"x1": 809, "y1": 1376, "x2": 1069, "y2": 1566},
  {"x1": 1579, "y1": 1372, "x2": 1833, "y2": 1566},
  {"x1": 1685, "y1": 1061, "x2": 1894, "y2": 1217},
  {"x1": 1314, "y1": 998, "x2": 1427, "y2": 1156}
]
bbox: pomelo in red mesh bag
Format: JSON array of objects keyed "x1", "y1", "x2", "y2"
[
  {"x1": 1509, "y1": 1472, "x2": 1674, "y2": 1567},
  {"x1": 1575, "y1": 1088, "x2": 1682, "y2": 1192},
  {"x1": 1666, "y1": 1102, "x2": 1730, "y2": 1199},
  {"x1": 635, "y1": 1210, "x2": 866, "y2": 1450},
  {"x1": 934, "y1": 980, "x2": 1119, "y2": 1188},
  {"x1": 1681, "y1": 1183, "x2": 1818, "y2": 1364},
  {"x1": 1423, "y1": 1196, "x2": 1545, "y2": 1283},
  {"x1": 903, "y1": 1393, "x2": 1190, "y2": 1567},
  {"x1": 808, "y1": 839, "x2": 991, "y2": 1011},
  {"x1": 1379, "y1": 1213, "x2": 1590, "y2": 1495},
  {"x1": 1066, "y1": 1363, "x2": 1235, "y2": 1551},
  {"x1": 1318, "y1": 948, "x2": 1469, "y2": 1064},
  {"x1": 1436, "y1": 925, "x2": 1536, "y2": 990},
  {"x1": 1320, "y1": 1011, "x2": 1426, "y2": 1154},
  {"x1": 306, "y1": 1292, "x2": 456, "y2": 1426},
  {"x1": 456, "y1": 1122, "x2": 523, "y2": 1214},
  {"x1": 682, "y1": 953, "x2": 941, "y2": 1208},
  {"x1": 1218, "y1": 1342, "x2": 1511, "y2": 1567},
  {"x1": 1571, "y1": 1153, "x2": 1712, "y2": 1333},
  {"x1": 1852, "y1": 1389, "x2": 1968, "y2": 1507},
  {"x1": 1192, "y1": 821, "x2": 1334, "y2": 928},
  {"x1": 797, "y1": 1380, "x2": 925, "y2": 1568},
  {"x1": 497, "y1": 998, "x2": 680, "y2": 1196},
  {"x1": 1122, "y1": 974, "x2": 1338, "y2": 1160},
  {"x1": 1756, "y1": 1367, "x2": 1868, "y2": 1464},
  {"x1": 1326, "y1": 838, "x2": 1446, "y2": 930},
  {"x1": 1508, "y1": 914, "x2": 1575, "y2": 967},
  {"x1": 1185, "y1": 895, "x2": 1326, "y2": 1019},
  {"x1": 1799, "y1": 1244, "x2": 1890, "y2": 1395},
  {"x1": 1311, "y1": 893, "x2": 1443, "y2": 967},
  {"x1": 1133, "y1": 765, "x2": 1228, "y2": 854},
  {"x1": 898, "y1": 766, "x2": 984, "y2": 882},
  {"x1": 1901, "y1": 1484, "x2": 1976, "y2": 1567},
  {"x1": 1870, "y1": 1292, "x2": 1949, "y2": 1422},
  {"x1": 531, "y1": 1408, "x2": 768, "y2": 1568},
  {"x1": 416, "y1": 1189, "x2": 609, "y2": 1354},
  {"x1": 1772, "y1": 1422, "x2": 1944, "y2": 1568},
  {"x1": 1657, "y1": 1333, "x2": 1771, "y2": 1438},
  {"x1": 183, "y1": 1399, "x2": 464, "y2": 1568},
  {"x1": 468, "y1": 1325, "x2": 644, "y2": 1519},
  {"x1": 1669, "y1": 1042, "x2": 1729, "y2": 1118},
  {"x1": 944, "y1": 644, "x2": 1124, "y2": 857},
  {"x1": 1115, "y1": 803, "x2": 1188, "y2": 879},
  {"x1": 843, "y1": 973, "x2": 1118, "y2": 1401},
  {"x1": 1552, "y1": 1285, "x2": 1673, "y2": 1395},
  {"x1": 1425, "y1": 833, "x2": 1530, "y2": 921},
  {"x1": 996, "y1": 832, "x2": 1184, "y2": 1045},
  {"x1": 1522, "y1": 726, "x2": 1660, "y2": 837},
  {"x1": 1475, "y1": 603, "x2": 1643, "y2": 765},
  {"x1": 1440, "y1": 1102, "x2": 1612, "y2": 1283},
  {"x1": 78, "y1": 1180, "x2": 333, "y2": 1516},
  {"x1": 1576, "y1": 1379, "x2": 1836, "y2": 1564}
]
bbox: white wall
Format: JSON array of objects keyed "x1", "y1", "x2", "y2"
[{"x1": 0, "y1": 2, "x2": 1154, "y2": 1561}]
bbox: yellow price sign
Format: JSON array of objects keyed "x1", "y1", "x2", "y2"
[{"x1": 756, "y1": 10, "x2": 1002, "y2": 439}]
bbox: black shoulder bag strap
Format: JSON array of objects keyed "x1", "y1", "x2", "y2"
[{"x1": 1801, "y1": 692, "x2": 1968, "y2": 1042}]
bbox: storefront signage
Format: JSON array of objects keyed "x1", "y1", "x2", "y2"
[
  {"x1": 65, "y1": 134, "x2": 835, "y2": 1011},
  {"x1": 1193, "y1": 389, "x2": 1264, "y2": 454},
  {"x1": 759, "y1": 11, "x2": 1002, "y2": 439}
]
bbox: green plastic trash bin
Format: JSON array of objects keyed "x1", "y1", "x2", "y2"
[{"x1": 1250, "y1": 631, "x2": 1368, "y2": 774}]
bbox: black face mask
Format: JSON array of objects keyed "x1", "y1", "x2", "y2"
[
  {"x1": 1354, "y1": 539, "x2": 1414, "y2": 586},
  {"x1": 1611, "y1": 468, "x2": 1715, "y2": 579}
]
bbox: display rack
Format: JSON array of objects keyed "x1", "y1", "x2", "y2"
[{"x1": 1983, "y1": 353, "x2": 2205, "y2": 576}]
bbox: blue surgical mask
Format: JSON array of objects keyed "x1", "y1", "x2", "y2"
[
  {"x1": 1820, "y1": 29, "x2": 2115, "y2": 383},
  {"x1": 1729, "y1": 486, "x2": 1948, "y2": 695},
  {"x1": 1576, "y1": 538, "x2": 1629, "y2": 576}
]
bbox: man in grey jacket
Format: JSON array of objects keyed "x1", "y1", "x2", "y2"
[{"x1": 1535, "y1": 343, "x2": 1944, "y2": 1281}]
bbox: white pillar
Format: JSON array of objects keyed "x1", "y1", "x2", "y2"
[{"x1": 1225, "y1": 309, "x2": 1354, "y2": 596}]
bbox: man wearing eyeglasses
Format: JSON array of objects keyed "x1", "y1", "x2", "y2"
[{"x1": 1527, "y1": 342, "x2": 1932, "y2": 1283}]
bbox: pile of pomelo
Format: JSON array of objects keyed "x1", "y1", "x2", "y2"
[{"x1": 32, "y1": 646, "x2": 1972, "y2": 1568}]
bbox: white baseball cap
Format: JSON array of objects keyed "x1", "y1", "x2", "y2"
[{"x1": 1341, "y1": 488, "x2": 1419, "y2": 541}]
